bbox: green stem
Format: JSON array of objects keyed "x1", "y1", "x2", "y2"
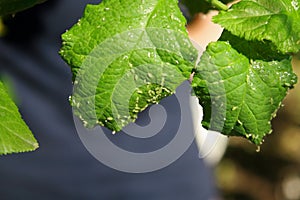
[{"x1": 207, "y1": 0, "x2": 228, "y2": 11}]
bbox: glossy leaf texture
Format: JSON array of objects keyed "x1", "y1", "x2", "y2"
[
  {"x1": 0, "y1": 81, "x2": 38, "y2": 155},
  {"x1": 192, "y1": 41, "x2": 297, "y2": 145},
  {"x1": 60, "y1": 0, "x2": 198, "y2": 131},
  {"x1": 214, "y1": 0, "x2": 300, "y2": 54}
]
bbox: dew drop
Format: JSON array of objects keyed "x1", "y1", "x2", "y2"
[
  {"x1": 256, "y1": 146, "x2": 261, "y2": 152},
  {"x1": 83, "y1": 120, "x2": 88, "y2": 127},
  {"x1": 246, "y1": 75, "x2": 250, "y2": 84},
  {"x1": 170, "y1": 14, "x2": 174, "y2": 20},
  {"x1": 127, "y1": 32, "x2": 134, "y2": 38},
  {"x1": 97, "y1": 120, "x2": 104, "y2": 126},
  {"x1": 270, "y1": 98, "x2": 274, "y2": 105},
  {"x1": 292, "y1": 0, "x2": 299, "y2": 10},
  {"x1": 232, "y1": 106, "x2": 238, "y2": 111},
  {"x1": 147, "y1": 73, "x2": 154, "y2": 78}
]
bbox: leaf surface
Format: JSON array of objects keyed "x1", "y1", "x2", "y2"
[
  {"x1": 192, "y1": 41, "x2": 297, "y2": 144},
  {"x1": 214, "y1": 0, "x2": 300, "y2": 53},
  {"x1": 0, "y1": 81, "x2": 38, "y2": 155},
  {"x1": 60, "y1": 0, "x2": 197, "y2": 131}
]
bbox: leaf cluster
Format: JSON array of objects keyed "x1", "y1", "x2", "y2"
[{"x1": 61, "y1": 0, "x2": 299, "y2": 145}]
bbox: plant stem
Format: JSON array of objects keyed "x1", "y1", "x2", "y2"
[{"x1": 207, "y1": 0, "x2": 228, "y2": 11}]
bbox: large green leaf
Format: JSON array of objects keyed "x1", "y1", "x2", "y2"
[
  {"x1": 0, "y1": 81, "x2": 38, "y2": 155},
  {"x1": 213, "y1": 0, "x2": 300, "y2": 54},
  {"x1": 192, "y1": 41, "x2": 297, "y2": 145},
  {"x1": 60, "y1": 0, "x2": 198, "y2": 131},
  {"x1": 219, "y1": 30, "x2": 289, "y2": 61},
  {"x1": 0, "y1": 0, "x2": 46, "y2": 16}
]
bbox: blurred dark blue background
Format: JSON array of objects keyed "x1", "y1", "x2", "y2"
[{"x1": 0, "y1": 1, "x2": 218, "y2": 199}]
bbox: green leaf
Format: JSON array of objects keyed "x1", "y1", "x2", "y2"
[
  {"x1": 219, "y1": 30, "x2": 289, "y2": 61},
  {"x1": 0, "y1": 0, "x2": 46, "y2": 16},
  {"x1": 192, "y1": 41, "x2": 297, "y2": 145},
  {"x1": 213, "y1": 0, "x2": 300, "y2": 54},
  {"x1": 0, "y1": 81, "x2": 38, "y2": 155},
  {"x1": 60, "y1": 0, "x2": 197, "y2": 131}
]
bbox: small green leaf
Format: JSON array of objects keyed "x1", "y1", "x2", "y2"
[
  {"x1": 0, "y1": 81, "x2": 38, "y2": 155},
  {"x1": 192, "y1": 41, "x2": 297, "y2": 145},
  {"x1": 0, "y1": 0, "x2": 46, "y2": 16},
  {"x1": 60, "y1": 0, "x2": 197, "y2": 131},
  {"x1": 213, "y1": 0, "x2": 300, "y2": 54}
]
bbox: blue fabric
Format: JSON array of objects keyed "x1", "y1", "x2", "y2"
[{"x1": 0, "y1": 1, "x2": 218, "y2": 199}]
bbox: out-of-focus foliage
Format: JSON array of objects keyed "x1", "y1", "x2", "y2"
[
  {"x1": 0, "y1": 0, "x2": 46, "y2": 16},
  {"x1": 0, "y1": 17, "x2": 6, "y2": 36}
]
